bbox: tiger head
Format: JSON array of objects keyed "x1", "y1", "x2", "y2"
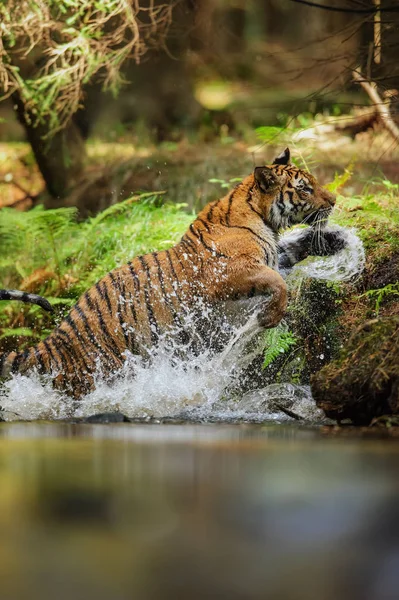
[{"x1": 253, "y1": 148, "x2": 336, "y2": 231}]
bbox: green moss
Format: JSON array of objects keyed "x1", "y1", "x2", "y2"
[{"x1": 312, "y1": 317, "x2": 399, "y2": 425}]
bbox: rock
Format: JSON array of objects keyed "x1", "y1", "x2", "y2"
[
  {"x1": 83, "y1": 412, "x2": 130, "y2": 423},
  {"x1": 311, "y1": 317, "x2": 399, "y2": 425}
]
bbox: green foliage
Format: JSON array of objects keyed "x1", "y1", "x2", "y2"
[
  {"x1": 255, "y1": 126, "x2": 287, "y2": 143},
  {"x1": 0, "y1": 327, "x2": 36, "y2": 340},
  {"x1": 381, "y1": 178, "x2": 399, "y2": 198},
  {"x1": 208, "y1": 177, "x2": 242, "y2": 189},
  {"x1": 0, "y1": 1, "x2": 172, "y2": 133},
  {"x1": 0, "y1": 194, "x2": 194, "y2": 341},
  {"x1": 359, "y1": 283, "x2": 399, "y2": 315},
  {"x1": 325, "y1": 162, "x2": 354, "y2": 194},
  {"x1": 263, "y1": 325, "x2": 297, "y2": 369}
]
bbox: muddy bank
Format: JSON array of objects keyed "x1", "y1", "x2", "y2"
[
  {"x1": 312, "y1": 318, "x2": 399, "y2": 425},
  {"x1": 306, "y1": 224, "x2": 399, "y2": 426}
]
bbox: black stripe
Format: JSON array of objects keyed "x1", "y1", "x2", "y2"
[
  {"x1": 104, "y1": 274, "x2": 132, "y2": 349},
  {"x1": 190, "y1": 227, "x2": 229, "y2": 258},
  {"x1": 153, "y1": 253, "x2": 181, "y2": 325},
  {"x1": 10, "y1": 352, "x2": 25, "y2": 374},
  {"x1": 128, "y1": 261, "x2": 141, "y2": 294},
  {"x1": 138, "y1": 256, "x2": 160, "y2": 344},
  {"x1": 196, "y1": 217, "x2": 211, "y2": 233},
  {"x1": 185, "y1": 229, "x2": 204, "y2": 270},
  {"x1": 206, "y1": 200, "x2": 219, "y2": 222},
  {"x1": 115, "y1": 278, "x2": 132, "y2": 349},
  {"x1": 64, "y1": 315, "x2": 94, "y2": 373},
  {"x1": 181, "y1": 236, "x2": 197, "y2": 254},
  {"x1": 165, "y1": 250, "x2": 184, "y2": 305},
  {"x1": 0, "y1": 353, "x2": 6, "y2": 374},
  {"x1": 75, "y1": 302, "x2": 110, "y2": 356},
  {"x1": 123, "y1": 267, "x2": 138, "y2": 325},
  {"x1": 225, "y1": 188, "x2": 238, "y2": 226},
  {"x1": 34, "y1": 346, "x2": 46, "y2": 373},
  {"x1": 226, "y1": 224, "x2": 270, "y2": 247},
  {"x1": 52, "y1": 332, "x2": 83, "y2": 383},
  {"x1": 91, "y1": 299, "x2": 124, "y2": 360},
  {"x1": 49, "y1": 337, "x2": 70, "y2": 372},
  {"x1": 109, "y1": 271, "x2": 118, "y2": 289},
  {"x1": 43, "y1": 339, "x2": 60, "y2": 372},
  {"x1": 95, "y1": 282, "x2": 112, "y2": 314},
  {"x1": 278, "y1": 190, "x2": 285, "y2": 210},
  {"x1": 171, "y1": 247, "x2": 187, "y2": 275}
]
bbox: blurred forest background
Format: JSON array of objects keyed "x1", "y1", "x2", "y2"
[{"x1": 1, "y1": 0, "x2": 399, "y2": 216}]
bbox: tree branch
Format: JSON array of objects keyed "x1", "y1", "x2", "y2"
[
  {"x1": 287, "y1": 0, "x2": 399, "y2": 13},
  {"x1": 352, "y1": 69, "x2": 399, "y2": 143}
]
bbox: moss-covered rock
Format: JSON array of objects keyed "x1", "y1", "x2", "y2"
[{"x1": 311, "y1": 317, "x2": 399, "y2": 425}]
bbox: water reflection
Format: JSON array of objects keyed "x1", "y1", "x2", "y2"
[{"x1": 0, "y1": 422, "x2": 398, "y2": 600}]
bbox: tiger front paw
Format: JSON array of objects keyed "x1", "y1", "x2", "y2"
[
  {"x1": 257, "y1": 306, "x2": 285, "y2": 329},
  {"x1": 257, "y1": 297, "x2": 286, "y2": 329}
]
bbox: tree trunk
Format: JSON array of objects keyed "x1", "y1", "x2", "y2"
[{"x1": 12, "y1": 91, "x2": 87, "y2": 203}]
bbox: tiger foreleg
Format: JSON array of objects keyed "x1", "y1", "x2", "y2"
[{"x1": 241, "y1": 266, "x2": 288, "y2": 329}]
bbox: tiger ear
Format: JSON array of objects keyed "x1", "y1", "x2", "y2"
[
  {"x1": 273, "y1": 147, "x2": 291, "y2": 165},
  {"x1": 254, "y1": 166, "x2": 279, "y2": 194}
]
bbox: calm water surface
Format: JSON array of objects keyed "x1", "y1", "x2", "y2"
[{"x1": 0, "y1": 422, "x2": 398, "y2": 600}]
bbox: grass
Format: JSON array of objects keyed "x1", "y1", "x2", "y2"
[{"x1": 0, "y1": 194, "x2": 194, "y2": 346}]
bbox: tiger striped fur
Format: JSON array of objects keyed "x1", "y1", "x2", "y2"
[{"x1": 0, "y1": 148, "x2": 336, "y2": 398}]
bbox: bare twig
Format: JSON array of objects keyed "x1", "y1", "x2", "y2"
[{"x1": 352, "y1": 69, "x2": 399, "y2": 143}]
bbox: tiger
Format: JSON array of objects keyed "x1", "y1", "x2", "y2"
[{"x1": 0, "y1": 147, "x2": 337, "y2": 398}]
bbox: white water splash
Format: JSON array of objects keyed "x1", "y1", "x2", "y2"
[
  {"x1": 0, "y1": 227, "x2": 365, "y2": 423},
  {"x1": 282, "y1": 225, "x2": 365, "y2": 282}
]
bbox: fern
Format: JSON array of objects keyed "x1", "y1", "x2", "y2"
[
  {"x1": 263, "y1": 325, "x2": 297, "y2": 369},
  {"x1": 0, "y1": 205, "x2": 78, "y2": 276},
  {"x1": 359, "y1": 283, "x2": 399, "y2": 315},
  {"x1": 0, "y1": 193, "x2": 194, "y2": 344}
]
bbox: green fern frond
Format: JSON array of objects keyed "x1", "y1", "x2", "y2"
[{"x1": 263, "y1": 325, "x2": 297, "y2": 369}]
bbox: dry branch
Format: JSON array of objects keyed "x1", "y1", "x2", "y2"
[{"x1": 352, "y1": 69, "x2": 399, "y2": 143}]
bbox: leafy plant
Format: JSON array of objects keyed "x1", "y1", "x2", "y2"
[
  {"x1": 208, "y1": 177, "x2": 242, "y2": 189},
  {"x1": 325, "y1": 162, "x2": 354, "y2": 194},
  {"x1": 0, "y1": 194, "x2": 194, "y2": 344},
  {"x1": 381, "y1": 178, "x2": 399, "y2": 198},
  {"x1": 359, "y1": 283, "x2": 399, "y2": 315},
  {"x1": 263, "y1": 325, "x2": 297, "y2": 369},
  {"x1": 0, "y1": 1, "x2": 174, "y2": 133},
  {"x1": 255, "y1": 126, "x2": 287, "y2": 143}
]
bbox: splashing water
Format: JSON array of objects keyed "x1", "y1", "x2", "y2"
[
  {"x1": 283, "y1": 225, "x2": 365, "y2": 282},
  {"x1": 0, "y1": 226, "x2": 365, "y2": 423}
]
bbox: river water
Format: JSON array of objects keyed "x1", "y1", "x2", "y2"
[{"x1": 0, "y1": 421, "x2": 398, "y2": 600}]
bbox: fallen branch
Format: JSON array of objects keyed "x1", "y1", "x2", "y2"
[
  {"x1": 352, "y1": 69, "x2": 399, "y2": 143},
  {"x1": 334, "y1": 109, "x2": 378, "y2": 137}
]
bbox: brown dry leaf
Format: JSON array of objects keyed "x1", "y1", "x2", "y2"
[
  {"x1": 59, "y1": 273, "x2": 78, "y2": 292},
  {"x1": 20, "y1": 269, "x2": 56, "y2": 293}
]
